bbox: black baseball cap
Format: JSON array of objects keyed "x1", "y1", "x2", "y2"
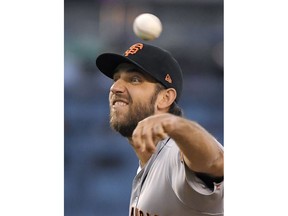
[{"x1": 96, "y1": 43, "x2": 183, "y2": 102}]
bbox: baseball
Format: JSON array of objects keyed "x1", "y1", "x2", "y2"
[{"x1": 133, "y1": 13, "x2": 162, "y2": 41}]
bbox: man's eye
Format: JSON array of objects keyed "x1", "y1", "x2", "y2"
[{"x1": 131, "y1": 77, "x2": 141, "y2": 83}]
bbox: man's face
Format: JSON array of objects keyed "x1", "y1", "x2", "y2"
[{"x1": 109, "y1": 63, "x2": 161, "y2": 138}]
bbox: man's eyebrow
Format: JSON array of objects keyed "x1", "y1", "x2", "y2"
[
  {"x1": 113, "y1": 67, "x2": 157, "y2": 83},
  {"x1": 113, "y1": 66, "x2": 143, "y2": 78}
]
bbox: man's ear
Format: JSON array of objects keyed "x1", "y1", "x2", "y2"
[{"x1": 156, "y1": 88, "x2": 177, "y2": 111}]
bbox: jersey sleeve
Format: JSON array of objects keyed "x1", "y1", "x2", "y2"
[{"x1": 166, "y1": 143, "x2": 224, "y2": 214}]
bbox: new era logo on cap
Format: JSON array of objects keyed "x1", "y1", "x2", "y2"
[
  {"x1": 96, "y1": 43, "x2": 183, "y2": 102},
  {"x1": 165, "y1": 74, "x2": 172, "y2": 84}
]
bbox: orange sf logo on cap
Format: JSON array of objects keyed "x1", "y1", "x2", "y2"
[{"x1": 124, "y1": 43, "x2": 143, "y2": 56}]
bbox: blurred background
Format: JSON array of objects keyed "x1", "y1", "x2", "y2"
[{"x1": 64, "y1": 0, "x2": 223, "y2": 215}]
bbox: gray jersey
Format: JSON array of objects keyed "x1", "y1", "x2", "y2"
[{"x1": 129, "y1": 138, "x2": 224, "y2": 216}]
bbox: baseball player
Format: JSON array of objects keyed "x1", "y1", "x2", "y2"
[{"x1": 96, "y1": 43, "x2": 224, "y2": 216}]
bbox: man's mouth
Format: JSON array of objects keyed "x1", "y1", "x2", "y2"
[
  {"x1": 114, "y1": 101, "x2": 128, "y2": 106},
  {"x1": 112, "y1": 98, "x2": 129, "y2": 108}
]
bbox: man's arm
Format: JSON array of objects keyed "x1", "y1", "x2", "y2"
[{"x1": 131, "y1": 113, "x2": 224, "y2": 177}]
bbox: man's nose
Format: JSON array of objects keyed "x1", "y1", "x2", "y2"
[{"x1": 110, "y1": 79, "x2": 126, "y2": 94}]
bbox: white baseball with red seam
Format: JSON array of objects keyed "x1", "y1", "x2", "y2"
[{"x1": 133, "y1": 13, "x2": 162, "y2": 41}]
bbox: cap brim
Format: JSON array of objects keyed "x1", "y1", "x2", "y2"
[{"x1": 96, "y1": 53, "x2": 146, "y2": 79}]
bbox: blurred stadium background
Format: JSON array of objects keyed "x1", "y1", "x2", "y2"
[{"x1": 64, "y1": 0, "x2": 223, "y2": 215}]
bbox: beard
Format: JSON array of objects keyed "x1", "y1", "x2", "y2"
[{"x1": 109, "y1": 93, "x2": 157, "y2": 138}]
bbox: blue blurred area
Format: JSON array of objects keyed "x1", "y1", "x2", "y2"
[{"x1": 64, "y1": 0, "x2": 223, "y2": 215}]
